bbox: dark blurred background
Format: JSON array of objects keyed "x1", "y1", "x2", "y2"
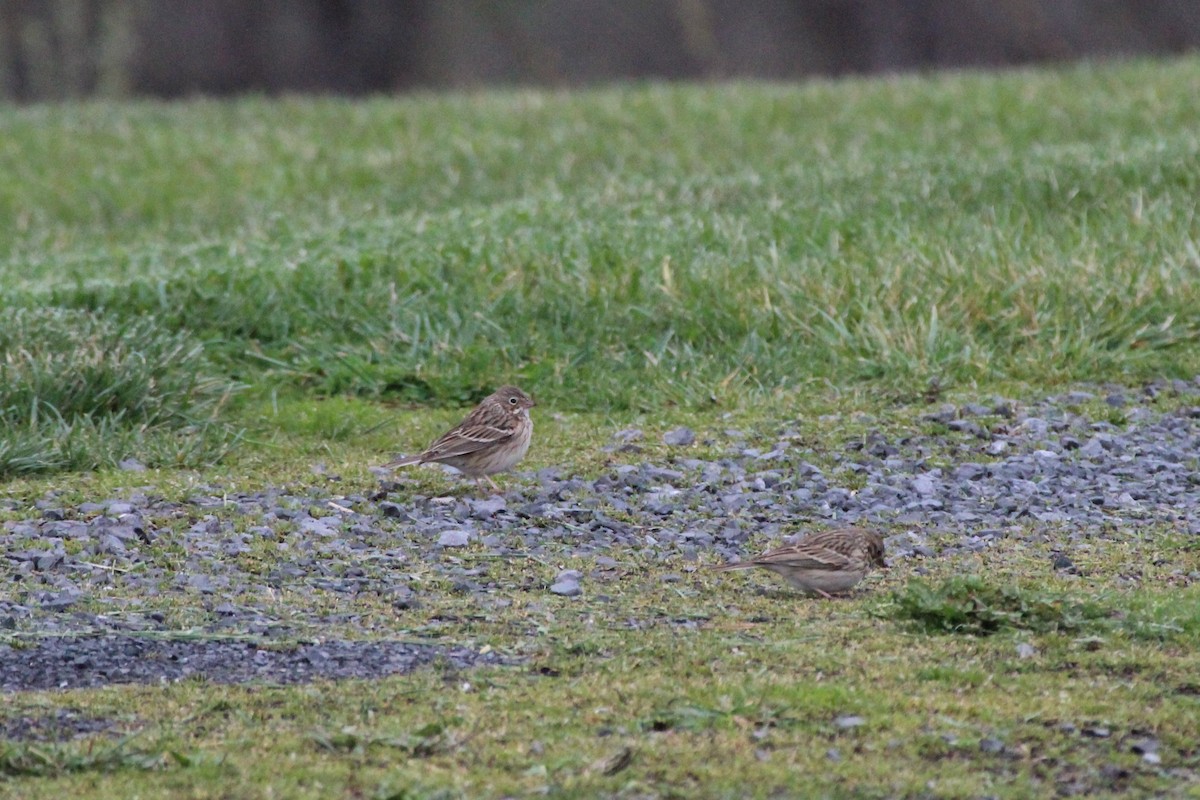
[{"x1": 2, "y1": 0, "x2": 1197, "y2": 101}]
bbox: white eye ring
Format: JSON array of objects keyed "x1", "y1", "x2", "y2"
[{"x1": 509, "y1": 397, "x2": 518, "y2": 404}]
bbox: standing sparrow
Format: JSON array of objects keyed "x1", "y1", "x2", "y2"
[
  {"x1": 712, "y1": 527, "x2": 886, "y2": 597},
  {"x1": 383, "y1": 386, "x2": 535, "y2": 493}
]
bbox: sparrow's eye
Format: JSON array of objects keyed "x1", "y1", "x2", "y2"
[{"x1": 508, "y1": 397, "x2": 518, "y2": 404}]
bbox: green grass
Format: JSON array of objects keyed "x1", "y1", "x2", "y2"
[
  {"x1": 886, "y1": 576, "x2": 1115, "y2": 636},
  {"x1": 0, "y1": 307, "x2": 236, "y2": 477},
  {"x1": 4, "y1": 57, "x2": 1200, "y2": 798},
  {"x1": 3, "y1": 57, "x2": 1200, "y2": 422}
]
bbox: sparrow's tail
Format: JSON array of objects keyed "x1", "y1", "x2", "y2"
[
  {"x1": 710, "y1": 561, "x2": 756, "y2": 572},
  {"x1": 383, "y1": 454, "x2": 423, "y2": 469}
]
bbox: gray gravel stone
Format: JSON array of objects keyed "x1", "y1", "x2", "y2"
[
  {"x1": 550, "y1": 578, "x2": 582, "y2": 596},
  {"x1": 469, "y1": 497, "x2": 507, "y2": 518},
  {"x1": 979, "y1": 737, "x2": 1005, "y2": 754},
  {"x1": 437, "y1": 530, "x2": 471, "y2": 547},
  {"x1": 663, "y1": 427, "x2": 696, "y2": 446},
  {"x1": 912, "y1": 475, "x2": 938, "y2": 495},
  {"x1": 1129, "y1": 738, "x2": 1159, "y2": 755},
  {"x1": 613, "y1": 429, "x2": 644, "y2": 443}
]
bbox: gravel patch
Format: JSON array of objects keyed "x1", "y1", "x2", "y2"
[
  {"x1": 0, "y1": 636, "x2": 513, "y2": 693},
  {"x1": 2, "y1": 380, "x2": 1199, "y2": 691},
  {"x1": 0, "y1": 709, "x2": 119, "y2": 742}
]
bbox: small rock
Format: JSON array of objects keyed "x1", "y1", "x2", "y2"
[
  {"x1": 96, "y1": 535, "x2": 126, "y2": 555},
  {"x1": 118, "y1": 458, "x2": 147, "y2": 472},
  {"x1": 953, "y1": 463, "x2": 987, "y2": 481},
  {"x1": 912, "y1": 475, "x2": 937, "y2": 496},
  {"x1": 378, "y1": 502, "x2": 408, "y2": 520},
  {"x1": 992, "y1": 399, "x2": 1016, "y2": 418},
  {"x1": 612, "y1": 429, "x2": 644, "y2": 443},
  {"x1": 188, "y1": 574, "x2": 215, "y2": 593},
  {"x1": 1105, "y1": 393, "x2": 1127, "y2": 408},
  {"x1": 922, "y1": 404, "x2": 957, "y2": 424},
  {"x1": 834, "y1": 715, "x2": 865, "y2": 730},
  {"x1": 469, "y1": 497, "x2": 507, "y2": 518},
  {"x1": 40, "y1": 591, "x2": 81, "y2": 611},
  {"x1": 1082, "y1": 726, "x2": 1111, "y2": 739},
  {"x1": 550, "y1": 579, "x2": 582, "y2": 597},
  {"x1": 437, "y1": 530, "x2": 471, "y2": 547},
  {"x1": 298, "y1": 517, "x2": 337, "y2": 537},
  {"x1": 663, "y1": 427, "x2": 696, "y2": 447},
  {"x1": 35, "y1": 552, "x2": 63, "y2": 571},
  {"x1": 947, "y1": 419, "x2": 985, "y2": 437},
  {"x1": 1018, "y1": 417, "x2": 1049, "y2": 437},
  {"x1": 1016, "y1": 642, "x2": 1037, "y2": 659},
  {"x1": 979, "y1": 737, "x2": 1005, "y2": 754},
  {"x1": 1052, "y1": 554, "x2": 1075, "y2": 572}
]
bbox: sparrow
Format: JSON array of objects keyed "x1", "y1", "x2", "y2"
[
  {"x1": 383, "y1": 385, "x2": 534, "y2": 493},
  {"x1": 712, "y1": 527, "x2": 886, "y2": 597}
]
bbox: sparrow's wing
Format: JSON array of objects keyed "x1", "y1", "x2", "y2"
[
  {"x1": 750, "y1": 542, "x2": 855, "y2": 572},
  {"x1": 796, "y1": 529, "x2": 866, "y2": 557},
  {"x1": 421, "y1": 420, "x2": 519, "y2": 460}
]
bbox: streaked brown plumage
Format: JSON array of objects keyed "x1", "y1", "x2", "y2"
[
  {"x1": 712, "y1": 527, "x2": 886, "y2": 597},
  {"x1": 384, "y1": 386, "x2": 535, "y2": 493}
]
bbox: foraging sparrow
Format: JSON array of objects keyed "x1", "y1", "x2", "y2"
[
  {"x1": 712, "y1": 527, "x2": 886, "y2": 598},
  {"x1": 384, "y1": 385, "x2": 535, "y2": 493}
]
